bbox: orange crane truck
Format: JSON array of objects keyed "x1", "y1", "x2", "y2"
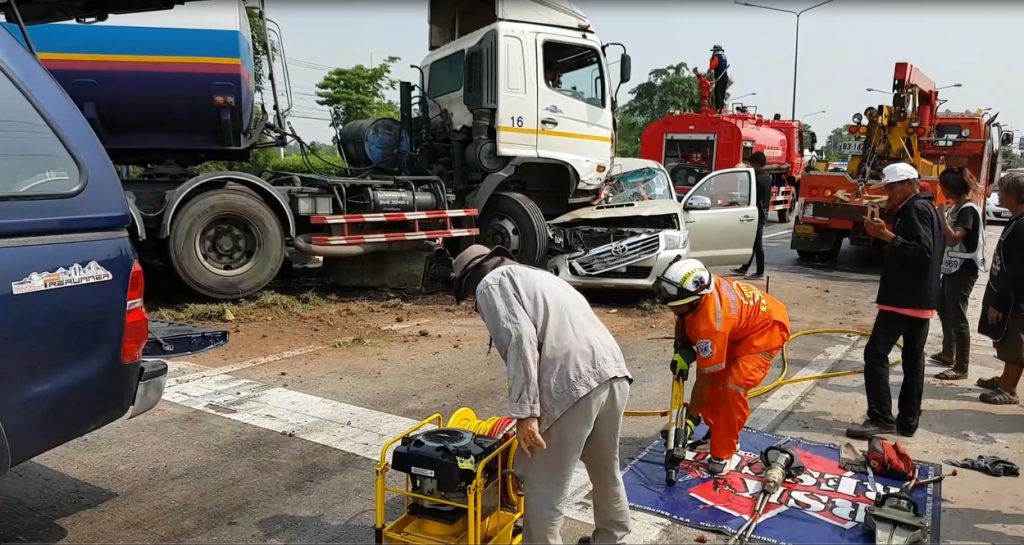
[{"x1": 791, "y1": 62, "x2": 1012, "y2": 261}]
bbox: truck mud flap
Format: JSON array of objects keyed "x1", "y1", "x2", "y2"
[{"x1": 144, "y1": 320, "x2": 229, "y2": 359}]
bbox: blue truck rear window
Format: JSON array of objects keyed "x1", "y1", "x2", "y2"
[{"x1": 0, "y1": 69, "x2": 81, "y2": 198}]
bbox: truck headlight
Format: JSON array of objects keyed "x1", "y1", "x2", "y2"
[{"x1": 662, "y1": 231, "x2": 688, "y2": 250}]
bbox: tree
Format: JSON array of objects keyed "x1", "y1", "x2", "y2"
[
  {"x1": 246, "y1": 6, "x2": 275, "y2": 93},
  {"x1": 615, "y1": 62, "x2": 701, "y2": 157},
  {"x1": 823, "y1": 126, "x2": 857, "y2": 161},
  {"x1": 316, "y1": 57, "x2": 401, "y2": 127}
]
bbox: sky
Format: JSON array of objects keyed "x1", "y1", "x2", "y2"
[{"x1": 268, "y1": 0, "x2": 1023, "y2": 147}]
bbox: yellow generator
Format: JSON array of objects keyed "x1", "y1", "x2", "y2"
[{"x1": 374, "y1": 409, "x2": 524, "y2": 544}]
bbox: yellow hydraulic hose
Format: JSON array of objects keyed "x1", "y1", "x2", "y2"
[{"x1": 623, "y1": 328, "x2": 904, "y2": 418}]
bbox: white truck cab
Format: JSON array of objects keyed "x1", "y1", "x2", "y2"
[
  {"x1": 417, "y1": 0, "x2": 630, "y2": 266},
  {"x1": 424, "y1": 0, "x2": 620, "y2": 191}
]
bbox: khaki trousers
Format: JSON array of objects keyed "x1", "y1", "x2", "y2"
[{"x1": 517, "y1": 377, "x2": 631, "y2": 544}]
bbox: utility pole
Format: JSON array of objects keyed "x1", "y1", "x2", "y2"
[{"x1": 734, "y1": 0, "x2": 834, "y2": 119}]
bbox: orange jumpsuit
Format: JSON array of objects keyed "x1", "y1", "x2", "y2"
[{"x1": 676, "y1": 275, "x2": 791, "y2": 460}]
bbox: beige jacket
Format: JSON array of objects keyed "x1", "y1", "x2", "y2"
[{"x1": 475, "y1": 265, "x2": 632, "y2": 432}]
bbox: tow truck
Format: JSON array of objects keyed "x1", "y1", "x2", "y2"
[{"x1": 791, "y1": 62, "x2": 1012, "y2": 261}]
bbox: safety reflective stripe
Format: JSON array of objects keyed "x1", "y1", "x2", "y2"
[
  {"x1": 700, "y1": 363, "x2": 726, "y2": 374},
  {"x1": 714, "y1": 294, "x2": 723, "y2": 331},
  {"x1": 726, "y1": 382, "x2": 748, "y2": 394}
]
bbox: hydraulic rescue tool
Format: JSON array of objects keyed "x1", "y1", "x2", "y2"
[
  {"x1": 664, "y1": 345, "x2": 698, "y2": 485},
  {"x1": 728, "y1": 446, "x2": 804, "y2": 545},
  {"x1": 864, "y1": 466, "x2": 945, "y2": 545}
]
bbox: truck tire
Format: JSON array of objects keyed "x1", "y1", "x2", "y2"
[
  {"x1": 169, "y1": 189, "x2": 285, "y2": 300},
  {"x1": 777, "y1": 208, "x2": 791, "y2": 224},
  {"x1": 479, "y1": 192, "x2": 549, "y2": 267}
]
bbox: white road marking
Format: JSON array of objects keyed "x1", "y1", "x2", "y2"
[
  {"x1": 746, "y1": 336, "x2": 860, "y2": 431},
  {"x1": 164, "y1": 336, "x2": 858, "y2": 543},
  {"x1": 165, "y1": 343, "x2": 330, "y2": 388},
  {"x1": 763, "y1": 228, "x2": 793, "y2": 240}
]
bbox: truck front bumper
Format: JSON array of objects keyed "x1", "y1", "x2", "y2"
[
  {"x1": 127, "y1": 359, "x2": 168, "y2": 419},
  {"x1": 547, "y1": 231, "x2": 689, "y2": 291}
]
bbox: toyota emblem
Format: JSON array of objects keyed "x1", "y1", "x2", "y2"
[{"x1": 610, "y1": 242, "x2": 628, "y2": 256}]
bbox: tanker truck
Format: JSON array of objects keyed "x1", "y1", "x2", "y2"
[{"x1": 2, "y1": 0, "x2": 630, "y2": 299}]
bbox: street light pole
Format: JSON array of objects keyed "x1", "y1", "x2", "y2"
[
  {"x1": 735, "y1": 0, "x2": 834, "y2": 119},
  {"x1": 801, "y1": 110, "x2": 825, "y2": 122}
]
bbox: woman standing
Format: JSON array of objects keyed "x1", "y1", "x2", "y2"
[{"x1": 932, "y1": 168, "x2": 986, "y2": 380}]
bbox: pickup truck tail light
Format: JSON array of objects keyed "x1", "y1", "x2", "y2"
[{"x1": 122, "y1": 261, "x2": 149, "y2": 364}]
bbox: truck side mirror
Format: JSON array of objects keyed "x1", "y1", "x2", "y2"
[
  {"x1": 620, "y1": 54, "x2": 632, "y2": 84},
  {"x1": 684, "y1": 195, "x2": 712, "y2": 211},
  {"x1": 808, "y1": 132, "x2": 818, "y2": 152},
  {"x1": 1001, "y1": 130, "x2": 1014, "y2": 147}
]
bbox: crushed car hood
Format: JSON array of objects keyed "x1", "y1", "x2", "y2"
[{"x1": 550, "y1": 200, "x2": 681, "y2": 224}]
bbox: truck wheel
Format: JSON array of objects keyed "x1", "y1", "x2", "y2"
[
  {"x1": 777, "y1": 208, "x2": 791, "y2": 223},
  {"x1": 169, "y1": 189, "x2": 285, "y2": 300},
  {"x1": 796, "y1": 250, "x2": 819, "y2": 261},
  {"x1": 479, "y1": 192, "x2": 549, "y2": 267}
]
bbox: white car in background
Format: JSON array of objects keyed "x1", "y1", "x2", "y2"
[
  {"x1": 987, "y1": 189, "x2": 1011, "y2": 223},
  {"x1": 546, "y1": 158, "x2": 759, "y2": 290}
]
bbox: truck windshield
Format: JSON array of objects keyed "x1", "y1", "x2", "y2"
[
  {"x1": 0, "y1": 69, "x2": 80, "y2": 198},
  {"x1": 602, "y1": 167, "x2": 673, "y2": 203},
  {"x1": 933, "y1": 124, "x2": 964, "y2": 147}
]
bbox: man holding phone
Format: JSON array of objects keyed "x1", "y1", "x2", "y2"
[{"x1": 846, "y1": 163, "x2": 944, "y2": 439}]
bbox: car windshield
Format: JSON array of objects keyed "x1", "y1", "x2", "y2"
[{"x1": 601, "y1": 167, "x2": 674, "y2": 204}]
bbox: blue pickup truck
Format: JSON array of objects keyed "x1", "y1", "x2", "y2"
[{"x1": 0, "y1": 0, "x2": 202, "y2": 479}]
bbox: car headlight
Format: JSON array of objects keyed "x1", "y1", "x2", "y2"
[
  {"x1": 662, "y1": 231, "x2": 688, "y2": 250},
  {"x1": 550, "y1": 227, "x2": 566, "y2": 248}
]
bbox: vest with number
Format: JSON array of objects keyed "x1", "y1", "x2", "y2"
[{"x1": 941, "y1": 202, "x2": 986, "y2": 274}]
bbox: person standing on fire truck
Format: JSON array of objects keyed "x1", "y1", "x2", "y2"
[
  {"x1": 657, "y1": 258, "x2": 791, "y2": 475},
  {"x1": 709, "y1": 45, "x2": 729, "y2": 113}
]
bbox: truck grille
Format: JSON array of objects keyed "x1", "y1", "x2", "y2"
[{"x1": 570, "y1": 234, "x2": 662, "y2": 276}]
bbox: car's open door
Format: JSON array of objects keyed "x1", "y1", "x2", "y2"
[{"x1": 679, "y1": 167, "x2": 759, "y2": 266}]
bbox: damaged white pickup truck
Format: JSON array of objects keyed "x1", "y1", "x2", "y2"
[{"x1": 547, "y1": 158, "x2": 759, "y2": 291}]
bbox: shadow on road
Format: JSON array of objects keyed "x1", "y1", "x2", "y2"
[{"x1": 0, "y1": 462, "x2": 117, "y2": 543}]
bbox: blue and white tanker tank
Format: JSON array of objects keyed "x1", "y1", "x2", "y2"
[{"x1": 2, "y1": 0, "x2": 259, "y2": 165}]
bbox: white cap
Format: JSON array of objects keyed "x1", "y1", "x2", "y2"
[{"x1": 874, "y1": 163, "x2": 919, "y2": 186}]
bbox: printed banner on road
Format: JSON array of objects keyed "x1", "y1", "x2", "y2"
[{"x1": 622, "y1": 427, "x2": 942, "y2": 545}]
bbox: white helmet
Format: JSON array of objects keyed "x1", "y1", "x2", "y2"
[{"x1": 656, "y1": 258, "x2": 713, "y2": 307}]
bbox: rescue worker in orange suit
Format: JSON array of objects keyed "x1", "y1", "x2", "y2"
[
  {"x1": 656, "y1": 258, "x2": 791, "y2": 475},
  {"x1": 709, "y1": 45, "x2": 730, "y2": 113}
]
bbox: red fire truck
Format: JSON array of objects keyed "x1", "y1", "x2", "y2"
[{"x1": 640, "y1": 73, "x2": 818, "y2": 223}]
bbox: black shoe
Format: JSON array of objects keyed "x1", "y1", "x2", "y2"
[
  {"x1": 730, "y1": 267, "x2": 749, "y2": 275},
  {"x1": 845, "y1": 419, "x2": 896, "y2": 439},
  {"x1": 746, "y1": 273, "x2": 765, "y2": 280},
  {"x1": 897, "y1": 423, "x2": 917, "y2": 437}
]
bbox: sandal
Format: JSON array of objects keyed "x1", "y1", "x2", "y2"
[
  {"x1": 936, "y1": 369, "x2": 968, "y2": 380},
  {"x1": 929, "y1": 352, "x2": 954, "y2": 366},
  {"x1": 980, "y1": 387, "x2": 1020, "y2": 405},
  {"x1": 977, "y1": 376, "x2": 1001, "y2": 390}
]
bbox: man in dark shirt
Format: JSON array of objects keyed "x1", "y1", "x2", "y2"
[
  {"x1": 977, "y1": 171, "x2": 1024, "y2": 405},
  {"x1": 732, "y1": 152, "x2": 771, "y2": 279},
  {"x1": 709, "y1": 45, "x2": 729, "y2": 113},
  {"x1": 846, "y1": 163, "x2": 943, "y2": 439}
]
